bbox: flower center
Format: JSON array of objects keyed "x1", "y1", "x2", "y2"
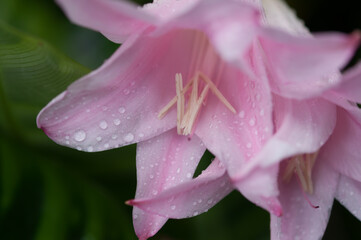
[
  {"x1": 158, "y1": 71, "x2": 236, "y2": 135},
  {"x1": 283, "y1": 152, "x2": 319, "y2": 194}
]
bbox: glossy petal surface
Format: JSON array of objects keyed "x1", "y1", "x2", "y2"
[
  {"x1": 130, "y1": 159, "x2": 233, "y2": 219},
  {"x1": 38, "y1": 31, "x2": 198, "y2": 152},
  {"x1": 260, "y1": 30, "x2": 360, "y2": 99},
  {"x1": 133, "y1": 129, "x2": 205, "y2": 239},
  {"x1": 56, "y1": 0, "x2": 156, "y2": 43},
  {"x1": 271, "y1": 158, "x2": 339, "y2": 240},
  {"x1": 323, "y1": 109, "x2": 361, "y2": 182}
]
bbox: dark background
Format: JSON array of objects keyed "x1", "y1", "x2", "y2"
[{"x1": 0, "y1": 0, "x2": 360, "y2": 239}]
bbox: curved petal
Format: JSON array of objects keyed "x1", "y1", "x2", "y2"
[
  {"x1": 129, "y1": 159, "x2": 233, "y2": 219},
  {"x1": 235, "y1": 165, "x2": 282, "y2": 216},
  {"x1": 195, "y1": 42, "x2": 273, "y2": 177},
  {"x1": 331, "y1": 62, "x2": 361, "y2": 104},
  {"x1": 336, "y1": 175, "x2": 361, "y2": 221},
  {"x1": 194, "y1": 43, "x2": 280, "y2": 214},
  {"x1": 133, "y1": 129, "x2": 205, "y2": 239},
  {"x1": 240, "y1": 96, "x2": 337, "y2": 173},
  {"x1": 37, "y1": 30, "x2": 199, "y2": 152},
  {"x1": 56, "y1": 0, "x2": 156, "y2": 43},
  {"x1": 323, "y1": 109, "x2": 361, "y2": 182},
  {"x1": 153, "y1": 0, "x2": 262, "y2": 64},
  {"x1": 271, "y1": 158, "x2": 339, "y2": 240},
  {"x1": 260, "y1": 29, "x2": 360, "y2": 99}
]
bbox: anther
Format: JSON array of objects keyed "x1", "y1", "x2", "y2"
[{"x1": 158, "y1": 71, "x2": 236, "y2": 135}]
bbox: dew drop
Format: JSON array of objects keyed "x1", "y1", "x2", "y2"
[
  {"x1": 249, "y1": 118, "x2": 255, "y2": 126},
  {"x1": 118, "y1": 107, "x2": 126, "y2": 114},
  {"x1": 74, "y1": 130, "x2": 86, "y2": 142},
  {"x1": 170, "y1": 205, "x2": 176, "y2": 210},
  {"x1": 96, "y1": 136, "x2": 102, "y2": 142},
  {"x1": 113, "y1": 118, "x2": 121, "y2": 126},
  {"x1": 124, "y1": 133, "x2": 134, "y2": 142},
  {"x1": 193, "y1": 211, "x2": 199, "y2": 216},
  {"x1": 138, "y1": 133, "x2": 145, "y2": 138},
  {"x1": 186, "y1": 173, "x2": 192, "y2": 178},
  {"x1": 246, "y1": 142, "x2": 252, "y2": 149},
  {"x1": 238, "y1": 111, "x2": 245, "y2": 118},
  {"x1": 87, "y1": 146, "x2": 94, "y2": 152},
  {"x1": 99, "y1": 121, "x2": 108, "y2": 130}
]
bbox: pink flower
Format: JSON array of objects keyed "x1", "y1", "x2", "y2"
[
  {"x1": 129, "y1": 1, "x2": 361, "y2": 240},
  {"x1": 37, "y1": 0, "x2": 359, "y2": 239}
]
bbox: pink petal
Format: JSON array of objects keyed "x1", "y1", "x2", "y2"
[
  {"x1": 56, "y1": 0, "x2": 156, "y2": 43},
  {"x1": 235, "y1": 165, "x2": 282, "y2": 216},
  {"x1": 195, "y1": 42, "x2": 273, "y2": 178},
  {"x1": 271, "y1": 158, "x2": 339, "y2": 240},
  {"x1": 260, "y1": 29, "x2": 360, "y2": 99},
  {"x1": 153, "y1": 0, "x2": 261, "y2": 63},
  {"x1": 194, "y1": 43, "x2": 280, "y2": 214},
  {"x1": 323, "y1": 109, "x2": 361, "y2": 182},
  {"x1": 129, "y1": 158, "x2": 233, "y2": 219},
  {"x1": 240, "y1": 96, "x2": 337, "y2": 172},
  {"x1": 143, "y1": 0, "x2": 201, "y2": 21},
  {"x1": 37, "y1": 30, "x2": 199, "y2": 152},
  {"x1": 331, "y1": 62, "x2": 361, "y2": 104},
  {"x1": 336, "y1": 175, "x2": 361, "y2": 221},
  {"x1": 133, "y1": 129, "x2": 205, "y2": 239}
]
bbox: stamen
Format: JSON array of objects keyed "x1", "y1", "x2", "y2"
[
  {"x1": 158, "y1": 79, "x2": 193, "y2": 119},
  {"x1": 283, "y1": 152, "x2": 319, "y2": 194},
  {"x1": 198, "y1": 72, "x2": 236, "y2": 114},
  {"x1": 158, "y1": 71, "x2": 236, "y2": 135},
  {"x1": 176, "y1": 73, "x2": 184, "y2": 134}
]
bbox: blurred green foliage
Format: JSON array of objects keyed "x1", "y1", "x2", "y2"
[{"x1": 0, "y1": 0, "x2": 361, "y2": 240}]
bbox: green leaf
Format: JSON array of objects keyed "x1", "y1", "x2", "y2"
[
  {"x1": 0, "y1": 22, "x2": 137, "y2": 240},
  {"x1": 0, "y1": 21, "x2": 89, "y2": 141}
]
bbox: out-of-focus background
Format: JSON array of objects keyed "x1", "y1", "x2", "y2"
[{"x1": 0, "y1": 0, "x2": 360, "y2": 239}]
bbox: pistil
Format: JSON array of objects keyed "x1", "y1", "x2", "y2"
[{"x1": 158, "y1": 71, "x2": 236, "y2": 135}]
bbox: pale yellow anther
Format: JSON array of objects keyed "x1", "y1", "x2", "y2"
[
  {"x1": 283, "y1": 152, "x2": 319, "y2": 194},
  {"x1": 158, "y1": 71, "x2": 236, "y2": 135}
]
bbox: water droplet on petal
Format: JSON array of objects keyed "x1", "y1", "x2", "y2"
[
  {"x1": 113, "y1": 119, "x2": 121, "y2": 126},
  {"x1": 99, "y1": 120, "x2": 108, "y2": 130},
  {"x1": 238, "y1": 111, "x2": 245, "y2": 118},
  {"x1": 96, "y1": 136, "x2": 102, "y2": 142},
  {"x1": 249, "y1": 118, "x2": 255, "y2": 126},
  {"x1": 118, "y1": 107, "x2": 126, "y2": 114},
  {"x1": 124, "y1": 133, "x2": 134, "y2": 142},
  {"x1": 74, "y1": 130, "x2": 86, "y2": 142},
  {"x1": 170, "y1": 205, "x2": 176, "y2": 210},
  {"x1": 87, "y1": 146, "x2": 94, "y2": 152}
]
